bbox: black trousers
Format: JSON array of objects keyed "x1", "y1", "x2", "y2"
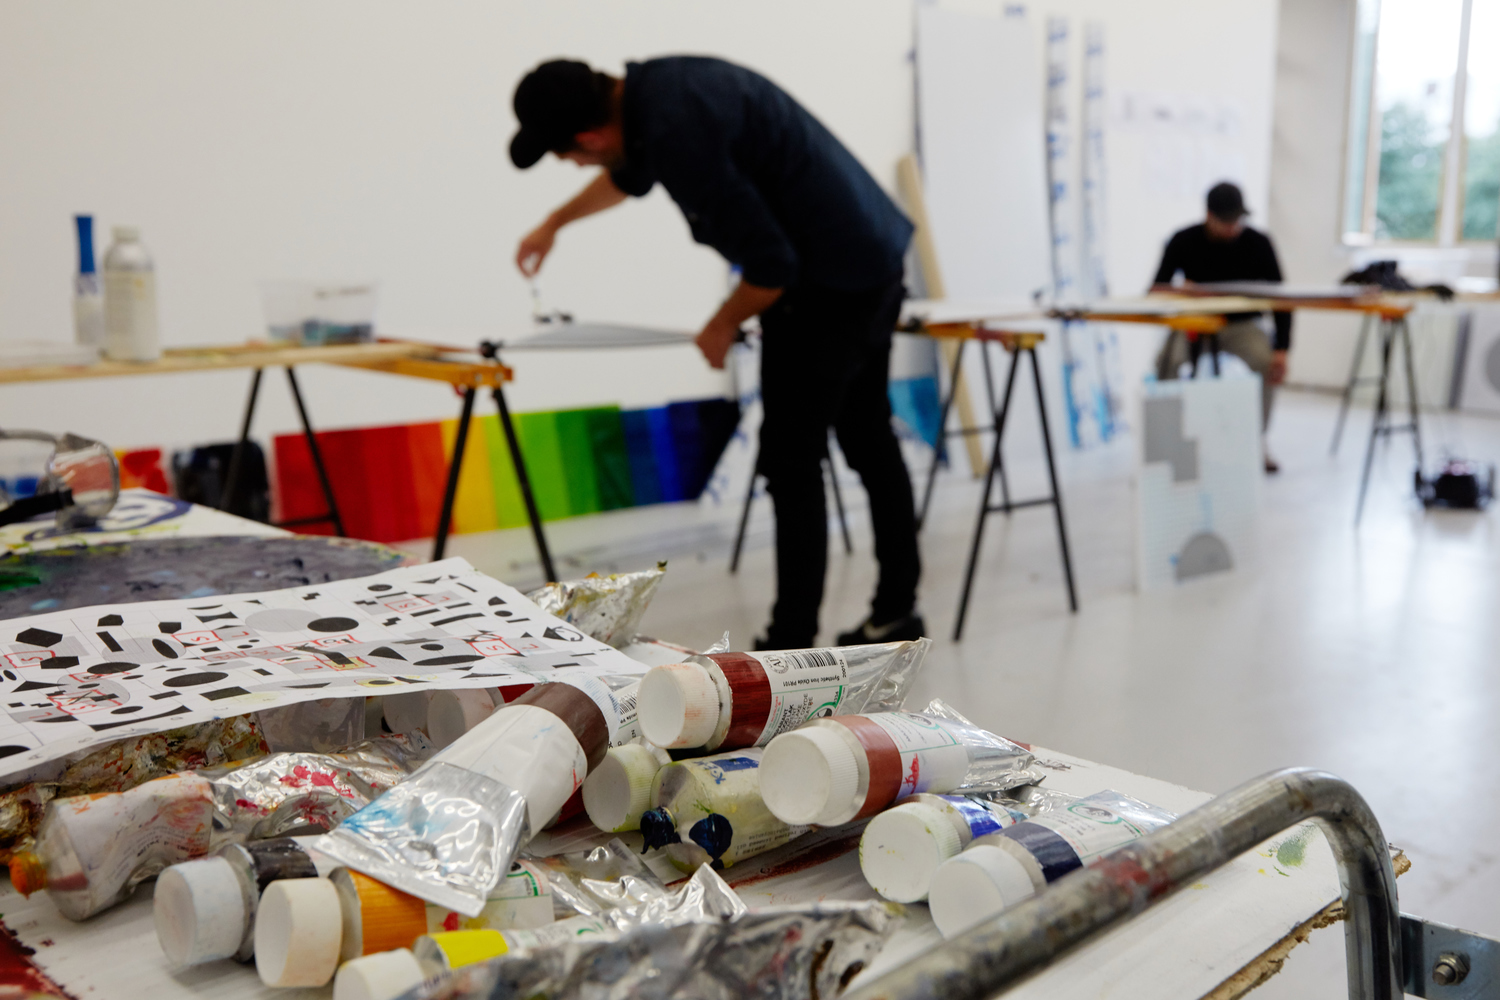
[{"x1": 758, "y1": 277, "x2": 921, "y2": 647}]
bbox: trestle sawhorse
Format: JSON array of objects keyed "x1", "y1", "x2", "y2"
[
  {"x1": 917, "y1": 323, "x2": 1077, "y2": 639},
  {"x1": 0, "y1": 340, "x2": 559, "y2": 581}
]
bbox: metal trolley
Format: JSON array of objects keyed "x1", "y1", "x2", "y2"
[{"x1": 846, "y1": 768, "x2": 1497, "y2": 1000}]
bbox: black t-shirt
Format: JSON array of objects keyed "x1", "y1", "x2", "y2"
[
  {"x1": 1152, "y1": 223, "x2": 1292, "y2": 350},
  {"x1": 610, "y1": 57, "x2": 913, "y2": 292}
]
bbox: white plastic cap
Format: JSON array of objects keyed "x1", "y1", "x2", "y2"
[
  {"x1": 637, "y1": 663, "x2": 720, "y2": 748},
  {"x1": 928, "y1": 845, "x2": 1036, "y2": 939},
  {"x1": 255, "y1": 877, "x2": 344, "y2": 987},
  {"x1": 333, "y1": 949, "x2": 425, "y2": 1000},
  {"x1": 427, "y1": 688, "x2": 497, "y2": 749},
  {"x1": 859, "y1": 802, "x2": 964, "y2": 903},
  {"x1": 154, "y1": 857, "x2": 248, "y2": 966},
  {"x1": 582, "y1": 743, "x2": 665, "y2": 832},
  {"x1": 760, "y1": 724, "x2": 862, "y2": 826},
  {"x1": 111, "y1": 225, "x2": 140, "y2": 241},
  {"x1": 382, "y1": 691, "x2": 433, "y2": 736}
]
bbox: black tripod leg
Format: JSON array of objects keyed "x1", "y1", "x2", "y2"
[
  {"x1": 431, "y1": 387, "x2": 476, "y2": 562},
  {"x1": 953, "y1": 347, "x2": 1023, "y2": 641},
  {"x1": 1356, "y1": 320, "x2": 1396, "y2": 525},
  {"x1": 1400, "y1": 316, "x2": 1425, "y2": 473},
  {"x1": 1029, "y1": 347, "x2": 1078, "y2": 612},
  {"x1": 730, "y1": 446, "x2": 759, "y2": 575},
  {"x1": 1331, "y1": 313, "x2": 1373, "y2": 456},
  {"x1": 285, "y1": 367, "x2": 345, "y2": 537},
  {"x1": 918, "y1": 338, "x2": 967, "y2": 530},
  {"x1": 221, "y1": 367, "x2": 263, "y2": 513},
  {"x1": 984, "y1": 341, "x2": 1014, "y2": 514},
  {"x1": 493, "y1": 384, "x2": 557, "y2": 583}
]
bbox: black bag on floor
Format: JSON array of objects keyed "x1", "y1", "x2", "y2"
[{"x1": 172, "y1": 442, "x2": 271, "y2": 523}]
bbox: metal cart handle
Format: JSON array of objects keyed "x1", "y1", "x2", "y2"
[{"x1": 844, "y1": 767, "x2": 1403, "y2": 1000}]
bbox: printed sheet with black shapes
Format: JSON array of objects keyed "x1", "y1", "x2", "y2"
[{"x1": 0, "y1": 558, "x2": 648, "y2": 780}]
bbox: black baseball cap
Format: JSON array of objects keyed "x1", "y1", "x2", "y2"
[
  {"x1": 1206, "y1": 182, "x2": 1248, "y2": 221},
  {"x1": 510, "y1": 60, "x2": 611, "y2": 169}
]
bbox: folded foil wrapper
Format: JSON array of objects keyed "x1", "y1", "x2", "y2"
[
  {"x1": 428, "y1": 864, "x2": 900, "y2": 1000},
  {"x1": 527, "y1": 838, "x2": 667, "y2": 920},
  {"x1": 920, "y1": 697, "x2": 1047, "y2": 793},
  {"x1": 317, "y1": 761, "x2": 530, "y2": 917},
  {"x1": 202, "y1": 732, "x2": 432, "y2": 846},
  {"x1": 526, "y1": 564, "x2": 665, "y2": 649}
]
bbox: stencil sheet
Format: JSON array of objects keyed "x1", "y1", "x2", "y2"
[{"x1": 0, "y1": 557, "x2": 647, "y2": 780}]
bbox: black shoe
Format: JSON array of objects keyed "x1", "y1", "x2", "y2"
[{"x1": 835, "y1": 613, "x2": 927, "y2": 646}]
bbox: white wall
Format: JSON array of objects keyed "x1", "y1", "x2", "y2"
[{"x1": 0, "y1": 0, "x2": 1279, "y2": 456}]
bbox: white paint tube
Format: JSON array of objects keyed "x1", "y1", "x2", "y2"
[
  {"x1": 581, "y1": 742, "x2": 671, "y2": 833},
  {"x1": 638, "y1": 748, "x2": 810, "y2": 873},
  {"x1": 859, "y1": 794, "x2": 1034, "y2": 904},
  {"x1": 333, "y1": 918, "x2": 612, "y2": 1000},
  {"x1": 758, "y1": 711, "x2": 1044, "y2": 828},
  {"x1": 12, "y1": 772, "x2": 214, "y2": 921},
  {"x1": 636, "y1": 639, "x2": 929, "y2": 752},
  {"x1": 317, "y1": 675, "x2": 624, "y2": 916},
  {"x1": 154, "y1": 836, "x2": 337, "y2": 967},
  {"x1": 254, "y1": 860, "x2": 554, "y2": 987},
  {"x1": 928, "y1": 790, "x2": 1176, "y2": 938}
]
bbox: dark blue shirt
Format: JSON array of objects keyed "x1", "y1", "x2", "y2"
[{"x1": 610, "y1": 57, "x2": 913, "y2": 292}]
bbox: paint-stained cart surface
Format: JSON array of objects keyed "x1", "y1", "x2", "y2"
[
  {"x1": 0, "y1": 496, "x2": 1409, "y2": 999},
  {"x1": 0, "y1": 741, "x2": 1395, "y2": 1000}
]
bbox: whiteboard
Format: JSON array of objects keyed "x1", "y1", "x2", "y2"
[{"x1": 915, "y1": 6, "x2": 1053, "y2": 302}]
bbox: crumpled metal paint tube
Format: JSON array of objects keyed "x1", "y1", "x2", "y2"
[
  {"x1": 8, "y1": 732, "x2": 431, "y2": 921},
  {"x1": 526, "y1": 564, "x2": 666, "y2": 649}
]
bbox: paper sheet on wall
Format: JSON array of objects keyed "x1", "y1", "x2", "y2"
[{"x1": 0, "y1": 557, "x2": 647, "y2": 781}]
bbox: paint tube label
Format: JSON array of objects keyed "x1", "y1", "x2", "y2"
[
  {"x1": 610, "y1": 683, "x2": 641, "y2": 747},
  {"x1": 936, "y1": 795, "x2": 1025, "y2": 840},
  {"x1": 1001, "y1": 791, "x2": 1174, "y2": 883},
  {"x1": 867, "y1": 713, "x2": 972, "y2": 798},
  {"x1": 558, "y1": 674, "x2": 624, "y2": 746},
  {"x1": 502, "y1": 913, "x2": 613, "y2": 951},
  {"x1": 746, "y1": 648, "x2": 850, "y2": 745},
  {"x1": 44, "y1": 772, "x2": 213, "y2": 917},
  {"x1": 428, "y1": 860, "x2": 553, "y2": 932}
]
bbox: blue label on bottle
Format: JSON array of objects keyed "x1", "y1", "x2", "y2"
[
  {"x1": 1000, "y1": 822, "x2": 1083, "y2": 884},
  {"x1": 712, "y1": 757, "x2": 760, "y2": 773},
  {"x1": 939, "y1": 795, "x2": 1005, "y2": 839}
]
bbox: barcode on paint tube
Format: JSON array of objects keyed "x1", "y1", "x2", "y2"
[{"x1": 766, "y1": 649, "x2": 841, "y2": 673}]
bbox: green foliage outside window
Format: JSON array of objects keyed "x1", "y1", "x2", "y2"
[{"x1": 1374, "y1": 102, "x2": 1444, "y2": 240}]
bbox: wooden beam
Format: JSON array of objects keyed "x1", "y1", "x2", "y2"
[{"x1": 896, "y1": 153, "x2": 986, "y2": 478}]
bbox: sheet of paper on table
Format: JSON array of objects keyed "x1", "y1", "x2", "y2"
[
  {"x1": 0, "y1": 489, "x2": 288, "y2": 553},
  {"x1": 0, "y1": 743, "x2": 1385, "y2": 1000},
  {"x1": 0, "y1": 557, "x2": 648, "y2": 782}
]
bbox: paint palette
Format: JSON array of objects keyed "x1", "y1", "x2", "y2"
[{"x1": 0, "y1": 557, "x2": 647, "y2": 781}]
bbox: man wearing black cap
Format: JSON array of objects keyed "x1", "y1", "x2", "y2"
[
  {"x1": 1151, "y1": 182, "x2": 1291, "y2": 472},
  {"x1": 509, "y1": 57, "x2": 923, "y2": 649}
]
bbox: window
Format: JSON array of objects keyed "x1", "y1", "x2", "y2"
[{"x1": 1343, "y1": 0, "x2": 1500, "y2": 244}]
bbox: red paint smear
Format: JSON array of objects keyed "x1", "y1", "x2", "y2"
[
  {"x1": 442, "y1": 912, "x2": 460, "y2": 932},
  {"x1": 724, "y1": 834, "x2": 864, "y2": 890},
  {"x1": 0, "y1": 919, "x2": 74, "y2": 998}
]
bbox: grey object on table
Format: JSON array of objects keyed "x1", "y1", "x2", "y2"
[{"x1": 0, "y1": 535, "x2": 404, "y2": 618}]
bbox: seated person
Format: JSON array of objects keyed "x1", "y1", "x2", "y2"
[{"x1": 1151, "y1": 181, "x2": 1290, "y2": 473}]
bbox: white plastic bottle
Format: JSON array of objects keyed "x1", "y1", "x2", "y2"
[{"x1": 103, "y1": 225, "x2": 160, "y2": 362}]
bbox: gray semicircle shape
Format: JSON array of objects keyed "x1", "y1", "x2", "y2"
[{"x1": 1175, "y1": 532, "x2": 1234, "y2": 581}]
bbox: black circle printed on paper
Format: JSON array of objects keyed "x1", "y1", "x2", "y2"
[
  {"x1": 162, "y1": 671, "x2": 229, "y2": 688},
  {"x1": 307, "y1": 617, "x2": 359, "y2": 633},
  {"x1": 0, "y1": 746, "x2": 28, "y2": 759},
  {"x1": 151, "y1": 638, "x2": 179, "y2": 659},
  {"x1": 88, "y1": 662, "x2": 138, "y2": 675},
  {"x1": 111, "y1": 706, "x2": 143, "y2": 715},
  {"x1": 368, "y1": 584, "x2": 393, "y2": 592},
  {"x1": 422, "y1": 644, "x2": 444, "y2": 651}
]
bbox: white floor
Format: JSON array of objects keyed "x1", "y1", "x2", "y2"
[{"x1": 398, "y1": 388, "x2": 1500, "y2": 997}]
